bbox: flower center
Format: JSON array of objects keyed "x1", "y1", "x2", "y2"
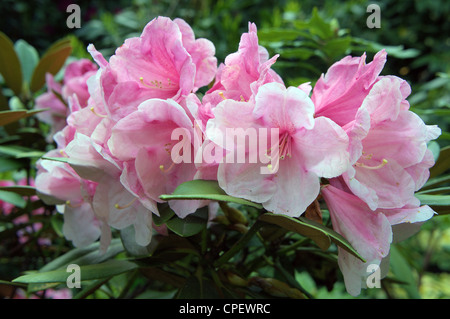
[
  {"x1": 279, "y1": 131, "x2": 292, "y2": 160},
  {"x1": 139, "y1": 77, "x2": 173, "y2": 89},
  {"x1": 355, "y1": 158, "x2": 388, "y2": 170}
]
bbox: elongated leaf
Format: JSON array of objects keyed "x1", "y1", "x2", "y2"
[
  {"x1": 430, "y1": 146, "x2": 450, "y2": 179},
  {"x1": 160, "y1": 180, "x2": 263, "y2": 209},
  {"x1": 152, "y1": 203, "x2": 175, "y2": 226},
  {"x1": 166, "y1": 207, "x2": 208, "y2": 237},
  {"x1": 257, "y1": 29, "x2": 307, "y2": 42},
  {"x1": 0, "y1": 157, "x2": 25, "y2": 172},
  {"x1": 30, "y1": 39, "x2": 72, "y2": 92},
  {"x1": 389, "y1": 245, "x2": 421, "y2": 298},
  {"x1": 14, "y1": 39, "x2": 39, "y2": 85},
  {"x1": 259, "y1": 213, "x2": 365, "y2": 262},
  {"x1": 0, "y1": 144, "x2": 45, "y2": 159},
  {"x1": 423, "y1": 174, "x2": 450, "y2": 189},
  {"x1": 13, "y1": 259, "x2": 137, "y2": 284},
  {"x1": 0, "y1": 109, "x2": 47, "y2": 126},
  {"x1": 39, "y1": 238, "x2": 124, "y2": 272},
  {"x1": 0, "y1": 87, "x2": 8, "y2": 111},
  {"x1": 415, "y1": 194, "x2": 450, "y2": 206},
  {"x1": 41, "y1": 156, "x2": 70, "y2": 163},
  {"x1": 0, "y1": 31, "x2": 23, "y2": 96},
  {"x1": 278, "y1": 47, "x2": 314, "y2": 59},
  {"x1": 417, "y1": 187, "x2": 450, "y2": 195},
  {"x1": 0, "y1": 190, "x2": 27, "y2": 208},
  {"x1": 0, "y1": 185, "x2": 36, "y2": 196}
]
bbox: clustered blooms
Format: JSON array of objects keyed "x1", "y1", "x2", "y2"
[{"x1": 34, "y1": 16, "x2": 441, "y2": 296}]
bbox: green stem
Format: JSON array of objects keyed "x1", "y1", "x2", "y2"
[{"x1": 214, "y1": 220, "x2": 265, "y2": 268}]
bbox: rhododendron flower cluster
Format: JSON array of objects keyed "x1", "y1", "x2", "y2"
[{"x1": 35, "y1": 16, "x2": 440, "y2": 296}]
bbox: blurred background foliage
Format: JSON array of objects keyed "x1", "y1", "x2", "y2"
[{"x1": 0, "y1": 0, "x2": 449, "y2": 299}]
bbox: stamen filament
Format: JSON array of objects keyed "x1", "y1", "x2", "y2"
[
  {"x1": 355, "y1": 158, "x2": 388, "y2": 170},
  {"x1": 66, "y1": 200, "x2": 83, "y2": 208},
  {"x1": 160, "y1": 162, "x2": 176, "y2": 173},
  {"x1": 90, "y1": 107, "x2": 107, "y2": 118},
  {"x1": 114, "y1": 197, "x2": 138, "y2": 210},
  {"x1": 140, "y1": 77, "x2": 163, "y2": 89}
]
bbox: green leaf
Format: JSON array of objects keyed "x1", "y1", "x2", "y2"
[
  {"x1": 389, "y1": 245, "x2": 421, "y2": 298},
  {"x1": 417, "y1": 187, "x2": 450, "y2": 195},
  {"x1": 430, "y1": 146, "x2": 450, "y2": 178},
  {"x1": 259, "y1": 213, "x2": 365, "y2": 262},
  {"x1": 0, "y1": 157, "x2": 25, "y2": 172},
  {"x1": 39, "y1": 238, "x2": 124, "y2": 273},
  {"x1": 152, "y1": 202, "x2": 175, "y2": 226},
  {"x1": 321, "y1": 36, "x2": 352, "y2": 60},
  {"x1": 41, "y1": 156, "x2": 70, "y2": 163},
  {"x1": 257, "y1": 29, "x2": 307, "y2": 42},
  {"x1": 166, "y1": 206, "x2": 209, "y2": 237},
  {"x1": 14, "y1": 39, "x2": 39, "y2": 86},
  {"x1": 13, "y1": 259, "x2": 137, "y2": 284},
  {"x1": 0, "y1": 185, "x2": 36, "y2": 196},
  {"x1": 308, "y1": 7, "x2": 334, "y2": 39},
  {"x1": 259, "y1": 213, "x2": 330, "y2": 251},
  {"x1": 30, "y1": 38, "x2": 72, "y2": 93},
  {"x1": 428, "y1": 141, "x2": 440, "y2": 162},
  {"x1": 415, "y1": 194, "x2": 450, "y2": 206},
  {"x1": 0, "y1": 87, "x2": 8, "y2": 111},
  {"x1": 0, "y1": 31, "x2": 23, "y2": 96},
  {"x1": 423, "y1": 174, "x2": 450, "y2": 189},
  {"x1": 278, "y1": 47, "x2": 314, "y2": 60},
  {"x1": 0, "y1": 109, "x2": 48, "y2": 126},
  {"x1": 160, "y1": 179, "x2": 263, "y2": 209},
  {"x1": 0, "y1": 189, "x2": 27, "y2": 208},
  {"x1": 176, "y1": 276, "x2": 203, "y2": 299}
]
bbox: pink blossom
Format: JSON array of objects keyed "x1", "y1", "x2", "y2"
[
  {"x1": 206, "y1": 82, "x2": 349, "y2": 216},
  {"x1": 35, "y1": 73, "x2": 68, "y2": 139},
  {"x1": 321, "y1": 183, "x2": 435, "y2": 296},
  {"x1": 62, "y1": 58, "x2": 98, "y2": 107},
  {"x1": 108, "y1": 98, "x2": 202, "y2": 218},
  {"x1": 312, "y1": 51, "x2": 441, "y2": 210},
  {"x1": 35, "y1": 150, "x2": 104, "y2": 248},
  {"x1": 35, "y1": 59, "x2": 98, "y2": 140},
  {"x1": 199, "y1": 22, "x2": 283, "y2": 126},
  {"x1": 88, "y1": 16, "x2": 217, "y2": 122}
]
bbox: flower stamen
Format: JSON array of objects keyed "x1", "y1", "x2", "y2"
[
  {"x1": 160, "y1": 162, "x2": 176, "y2": 173},
  {"x1": 114, "y1": 197, "x2": 138, "y2": 210},
  {"x1": 355, "y1": 158, "x2": 388, "y2": 170},
  {"x1": 90, "y1": 106, "x2": 107, "y2": 118},
  {"x1": 139, "y1": 77, "x2": 163, "y2": 89}
]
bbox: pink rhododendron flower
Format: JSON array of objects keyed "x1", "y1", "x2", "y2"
[
  {"x1": 62, "y1": 58, "x2": 98, "y2": 107},
  {"x1": 35, "y1": 59, "x2": 98, "y2": 140},
  {"x1": 108, "y1": 98, "x2": 202, "y2": 218},
  {"x1": 206, "y1": 82, "x2": 349, "y2": 216},
  {"x1": 32, "y1": 16, "x2": 441, "y2": 297},
  {"x1": 197, "y1": 22, "x2": 283, "y2": 128},
  {"x1": 35, "y1": 150, "x2": 104, "y2": 248},
  {"x1": 35, "y1": 74, "x2": 68, "y2": 139},
  {"x1": 312, "y1": 50, "x2": 441, "y2": 210},
  {"x1": 321, "y1": 183, "x2": 435, "y2": 296},
  {"x1": 88, "y1": 16, "x2": 217, "y2": 122}
]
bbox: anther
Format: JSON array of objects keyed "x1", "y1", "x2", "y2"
[
  {"x1": 160, "y1": 162, "x2": 176, "y2": 173},
  {"x1": 355, "y1": 158, "x2": 388, "y2": 170}
]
